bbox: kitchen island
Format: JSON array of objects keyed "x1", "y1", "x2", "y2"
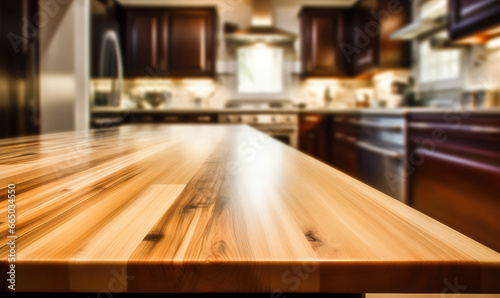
[{"x1": 0, "y1": 125, "x2": 499, "y2": 294}]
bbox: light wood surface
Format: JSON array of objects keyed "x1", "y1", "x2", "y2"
[{"x1": 0, "y1": 125, "x2": 499, "y2": 293}]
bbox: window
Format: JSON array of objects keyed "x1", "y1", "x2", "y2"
[
  {"x1": 237, "y1": 45, "x2": 283, "y2": 94},
  {"x1": 419, "y1": 31, "x2": 461, "y2": 83}
]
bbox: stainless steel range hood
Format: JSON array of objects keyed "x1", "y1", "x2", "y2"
[
  {"x1": 225, "y1": 0, "x2": 297, "y2": 46},
  {"x1": 391, "y1": 0, "x2": 446, "y2": 40}
]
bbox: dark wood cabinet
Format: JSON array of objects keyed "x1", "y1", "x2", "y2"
[
  {"x1": 92, "y1": 112, "x2": 220, "y2": 126},
  {"x1": 167, "y1": 10, "x2": 217, "y2": 77},
  {"x1": 350, "y1": 0, "x2": 378, "y2": 75},
  {"x1": 299, "y1": 114, "x2": 328, "y2": 161},
  {"x1": 408, "y1": 113, "x2": 500, "y2": 252},
  {"x1": 377, "y1": 0, "x2": 412, "y2": 70},
  {"x1": 330, "y1": 114, "x2": 360, "y2": 178},
  {"x1": 122, "y1": 7, "x2": 217, "y2": 78},
  {"x1": 299, "y1": 8, "x2": 349, "y2": 78},
  {"x1": 449, "y1": 0, "x2": 500, "y2": 40},
  {"x1": 124, "y1": 9, "x2": 164, "y2": 77},
  {"x1": 349, "y1": 0, "x2": 411, "y2": 76},
  {"x1": 299, "y1": 2, "x2": 411, "y2": 78}
]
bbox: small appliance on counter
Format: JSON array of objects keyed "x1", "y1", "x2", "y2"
[
  {"x1": 461, "y1": 90, "x2": 500, "y2": 108},
  {"x1": 138, "y1": 91, "x2": 172, "y2": 109},
  {"x1": 355, "y1": 88, "x2": 374, "y2": 108}
]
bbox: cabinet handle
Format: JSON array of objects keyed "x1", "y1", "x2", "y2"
[
  {"x1": 163, "y1": 116, "x2": 178, "y2": 122},
  {"x1": 335, "y1": 133, "x2": 346, "y2": 139},
  {"x1": 334, "y1": 133, "x2": 356, "y2": 143},
  {"x1": 197, "y1": 116, "x2": 212, "y2": 122},
  {"x1": 414, "y1": 148, "x2": 500, "y2": 174},
  {"x1": 356, "y1": 141, "x2": 401, "y2": 159},
  {"x1": 304, "y1": 116, "x2": 320, "y2": 122},
  {"x1": 345, "y1": 136, "x2": 357, "y2": 143},
  {"x1": 409, "y1": 123, "x2": 500, "y2": 134},
  {"x1": 351, "y1": 120, "x2": 402, "y2": 131}
]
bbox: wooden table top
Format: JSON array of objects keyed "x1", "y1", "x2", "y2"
[{"x1": 1, "y1": 125, "x2": 499, "y2": 294}]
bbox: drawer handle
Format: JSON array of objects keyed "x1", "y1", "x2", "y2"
[
  {"x1": 304, "y1": 116, "x2": 320, "y2": 122},
  {"x1": 357, "y1": 141, "x2": 401, "y2": 159},
  {"x1": 335, "y1": 133, "x2": 345, "y2": 139},
  {"x1": 335, "y1": 133, "x2": 356, "y2": 143},
  {"x1": 352, "y1": 120, "x2": 403, "y2": 131},
  {"x1": 197, "y1": 116, "x2": 212, "y2": 122},
  {"x1": 415, "y1": 148, "x2": 500, "y2": 174},
  {"x1": 409, "y1": 123, "x2": 500, "y2": 134}
]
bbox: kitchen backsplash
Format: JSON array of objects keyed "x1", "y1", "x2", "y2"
[
  {"x1": 91, "y1": 76, "x2": 375, "y2": 109},
  {"x1": 90, "y1": 36, "x2": 500, "y2": 110}
]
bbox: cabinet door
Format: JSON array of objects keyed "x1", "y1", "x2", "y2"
[
  {"x1": 124, "y1": 10, "x2": 161, "y2": 77},
  {"x1": 449, "y1": 0, "x2": 500, "y2": 40},
  {"x1": 411, "y1": 149, "x2": 500, "y2": 252},
  {"x1": 378, "y1": 0, "x2": 411, "y2": 69},
  {"x1": 300, "y1": 9, "x2": 348, "y2": 77},
  {"x1": 167, "y1": 10, "x2": 215, "y2": 77},
  {"x1": 349, "y1": 0, "x2": 411, "y2": 76},
  {"x1": 299, "y1": 114, "x2": 327, "y2": 161},
  {"x1": 331, "y1": 115, "x2": 359, "y2": 178},
  {"x1": 408, "y1": 113, "x2": 500, "y2": 252},
  {"x1": 351, "y1": 0, "x2": 378, "y2": 75}
]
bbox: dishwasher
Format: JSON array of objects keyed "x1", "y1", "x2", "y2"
[{"x1": 356, "y1": 115, "x2": 407, "y2": 203}]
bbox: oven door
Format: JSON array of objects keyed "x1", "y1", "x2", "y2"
[
  {"x1": 254, "y1": 126, "x2": 298, "y2": 148},
  {"x1": 357, "y1": 141, "x2": 405, "y2": 202},
  {"x1": 267, "y1": 130, "x2": 297, "y2": 148}
]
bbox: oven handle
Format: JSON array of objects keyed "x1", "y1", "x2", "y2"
[
  {"x1": 409, "y1": 122, "x2": 500, "y2": 134},
  {"x1": 350, "y1": 119, "x2": 403, "y2": 131},
  {"x1": 356, "y1": 141, "x2": 402, "y2": 159},
  {"x1": 335, "y1": 133, "x2": 356, "y2": 143}
]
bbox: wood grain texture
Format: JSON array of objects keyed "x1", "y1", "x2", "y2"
[{"x1": 0, "y1": 125, "x2": 499, "y2": 293}]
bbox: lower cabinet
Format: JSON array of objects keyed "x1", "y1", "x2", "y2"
[
  {"x1": 187, "y1": 113, "x2": 218, "y2": 123},
  {"x1": 298, "y1": 114, "x2": 328, "y2": 161},
  {"x1": 357, "y1": 115, "x2": 407, "y2": 202},
  {"x1": 408, "y1": 113, "x2": 500, "y2": 252},
  {"x1": 330, "y1": 113, "x2": 359, "y2": 178},
  {"x1": 93, "y1": 112, "x2": 219, "y2": 126},
  {"x1": 128, "y1": 113, "x2": 187, "y2": 123}
]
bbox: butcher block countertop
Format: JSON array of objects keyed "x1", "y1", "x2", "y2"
[{"x1": 1, "y1": 125, "x2": 500, "y2": 294}]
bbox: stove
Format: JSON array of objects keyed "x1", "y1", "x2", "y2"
[{"x1": 220, "y1": 100, "x2": 298, "y2": 148}]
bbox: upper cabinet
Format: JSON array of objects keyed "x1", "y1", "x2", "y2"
[
  {"x1": 299, "y1": 8, "x2": 350, "y2": 78},
  {"x1": 122, "y1": 7, "x2": 217, "y2": 78},
  {"x1": 349, "y1": 0, "x2": 412, "y2": 76},
  {"x1": 123, "y1": 9, "x2": 164, "y2": 77},
  {"x1": 167, "y1": 10, "x2": 217, "y2": 77},
  {"x1": 299, "y1": 1, "x2": 411, "y2": 79},
  {"x1": 448, "y1": 0, "x2": 500, "y2": 41}
]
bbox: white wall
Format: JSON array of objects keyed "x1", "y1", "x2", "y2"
[{"x1": 40, "y1": 0, "x2": 90, "y2": 134}]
